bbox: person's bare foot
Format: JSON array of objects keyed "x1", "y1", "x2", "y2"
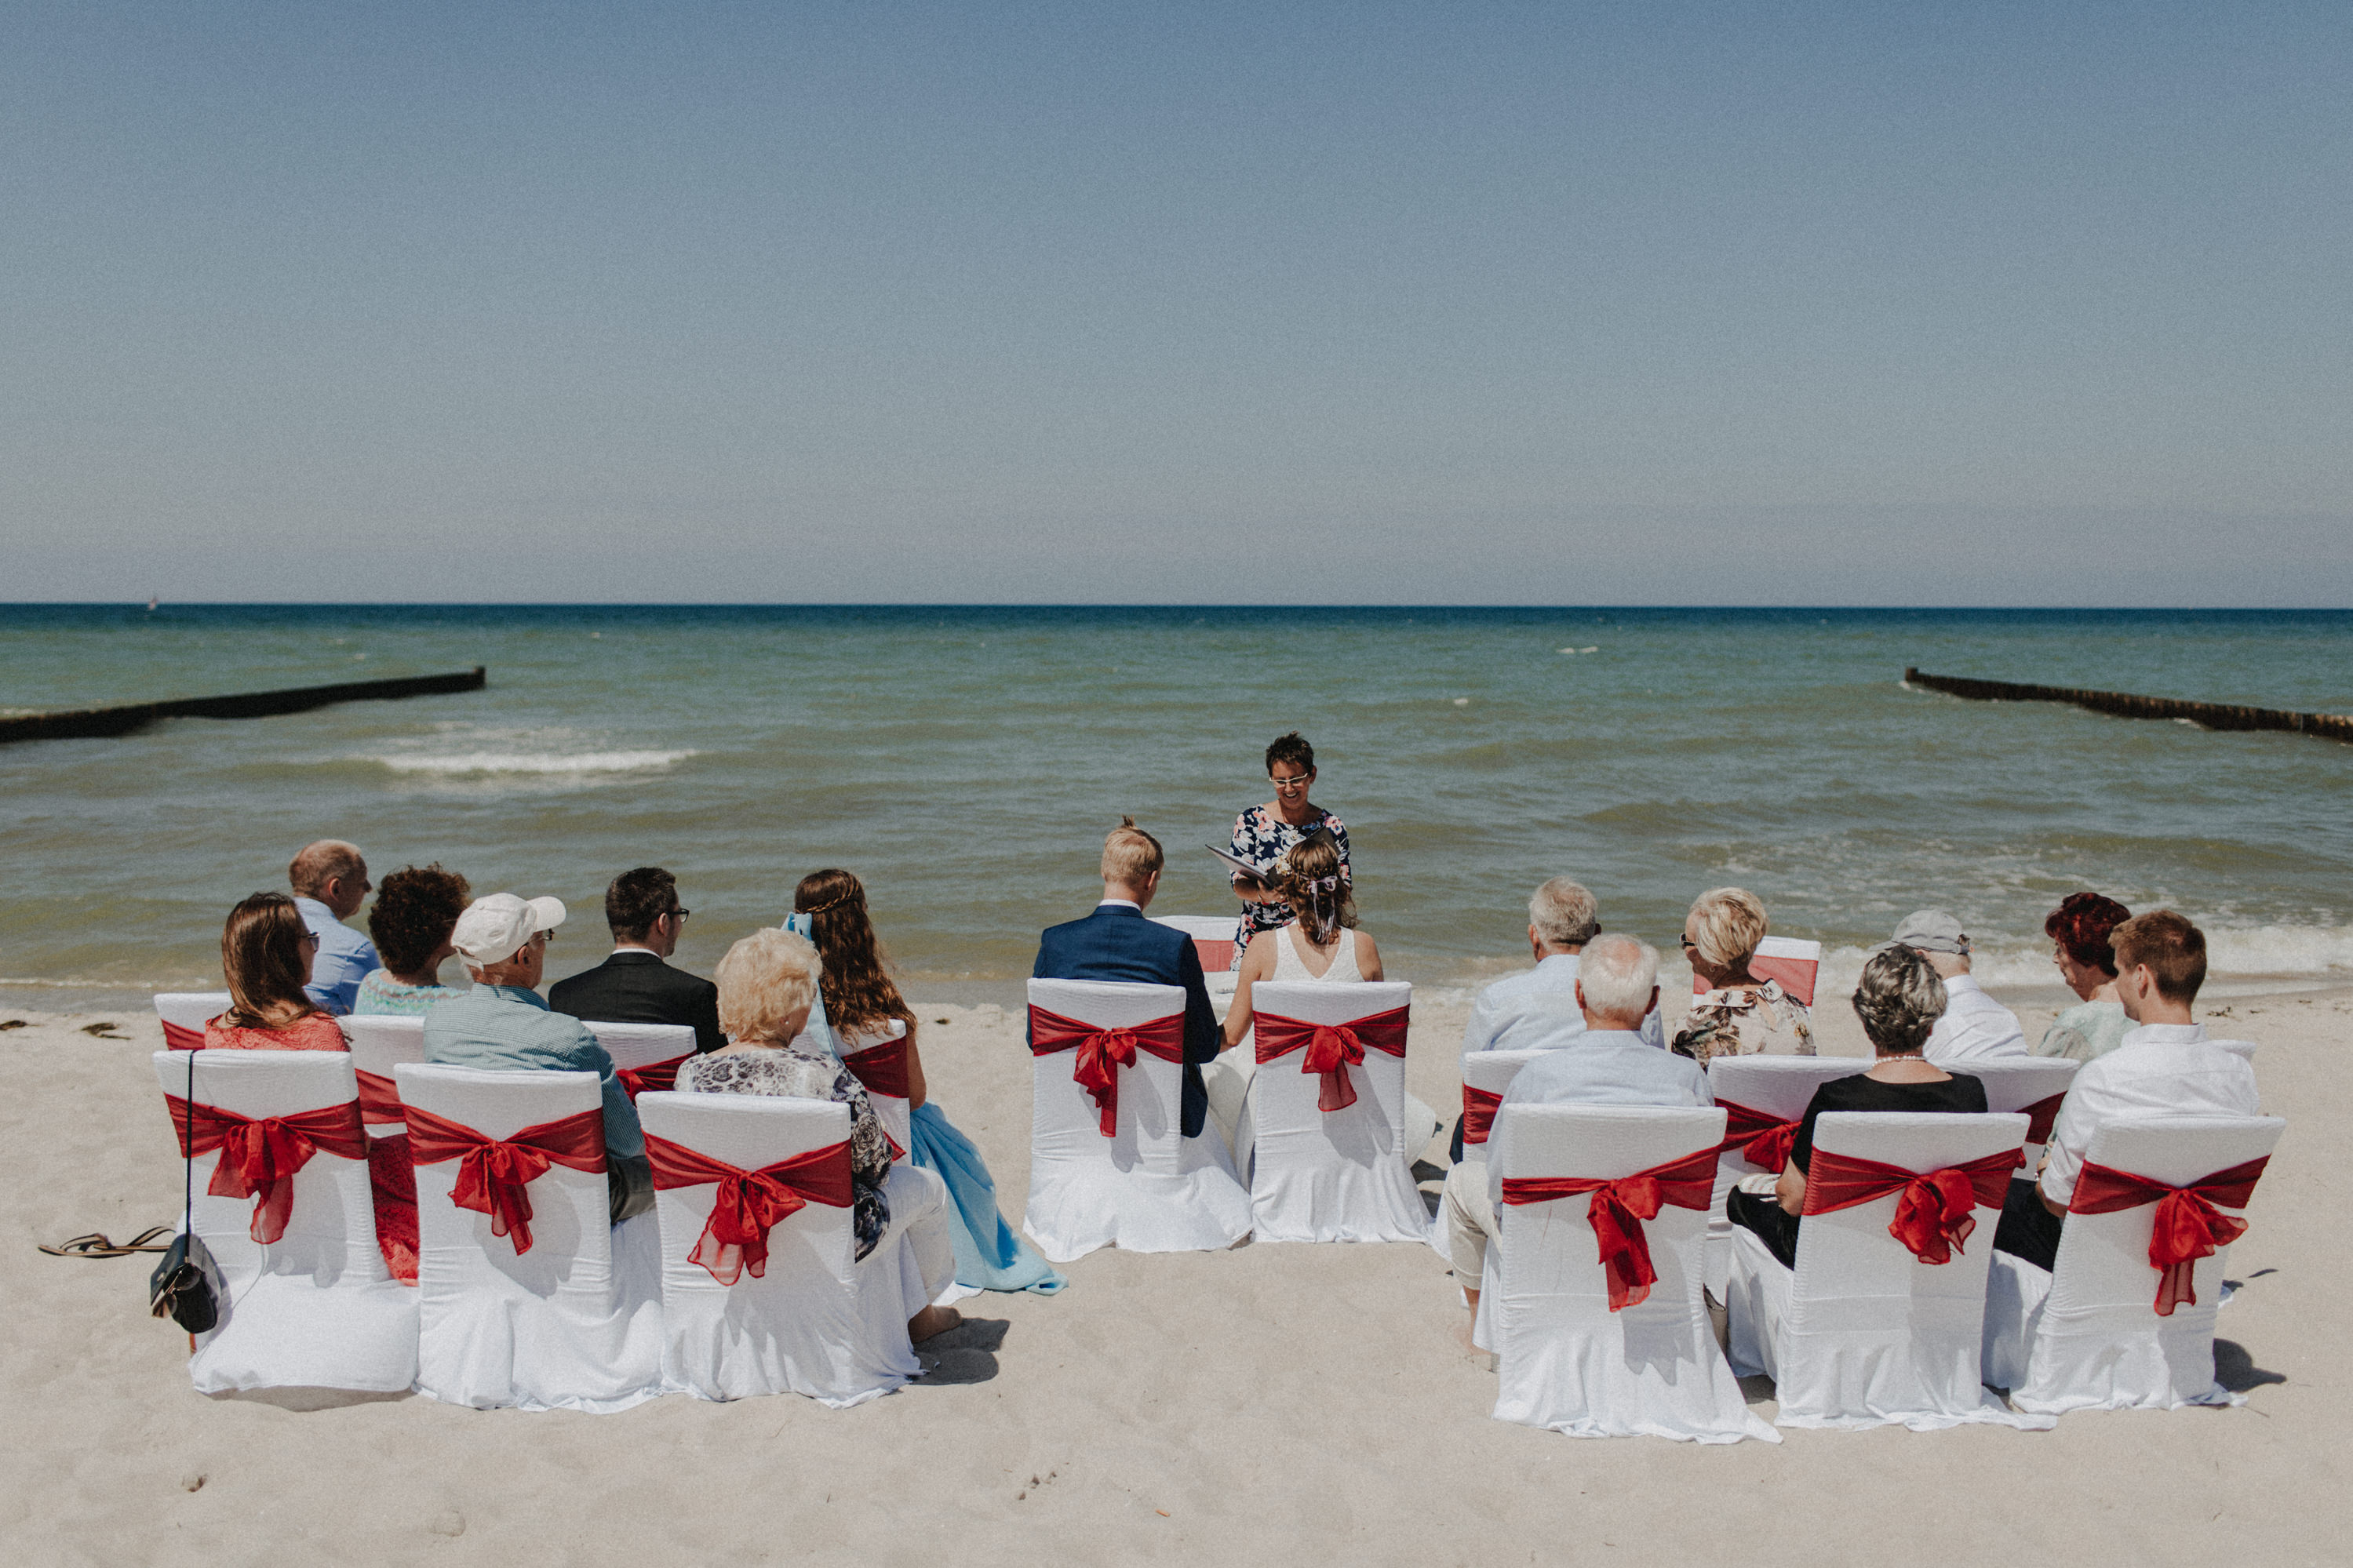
[{"x1": 908, "y1": 1304, "x2": 963, "y2": 1343}]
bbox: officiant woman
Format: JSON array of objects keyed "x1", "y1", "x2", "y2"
[{"x1": 1226, "y1": 731, "x2": 1352, "y2": 965}]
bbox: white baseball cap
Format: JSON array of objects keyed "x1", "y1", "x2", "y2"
[{"x1": 450, "y1": 893, "x2": 567, "y2": 966}]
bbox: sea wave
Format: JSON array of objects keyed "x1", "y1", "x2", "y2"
[
  {"x1": 1814, "y1": 922, "x2": 2353, "y2": 991},
  {"x1": 366, "y1": 749, "x2": 697, "y2": 776}
]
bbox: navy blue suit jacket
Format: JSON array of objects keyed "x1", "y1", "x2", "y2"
[{"x1": 1031, "y1": 903, "x2": 1220, "y2": 1139}]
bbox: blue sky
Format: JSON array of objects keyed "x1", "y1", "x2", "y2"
[{"x1": 5, "y1": 3, "x2": 2348, "y2": 604}]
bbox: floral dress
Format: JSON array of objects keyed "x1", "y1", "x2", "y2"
[
  {"x1": 676, "y1": 1046, "x2": 894, "y2": 1260},
  {"x1": 1228, "y1": 804, "x2": 1352, "y2": 959},
  {"x1": 1670, "y1": 980, "x2": 1814, "y2": 1065}
]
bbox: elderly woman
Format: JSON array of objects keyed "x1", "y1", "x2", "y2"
[
  {"x1": 204, "y1": 893, "x2": 350, "y2": 1050},
  {"x1": 1725, "y1": 944, "x2": 1987, "y2": 1268},
  {"x1": 354, "y1": 864, "x2": 472, "y2": 1015},
  {"x1": 1671, "y1": 886, "x2": 1813, "y2": 1064},
  {"x1": 2034, "y1": 892, "x2": 2133, "y2": 1062}
]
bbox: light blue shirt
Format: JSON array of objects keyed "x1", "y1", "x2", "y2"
[
  {"x1": 421, "y1": 984, "x2": 643, "y2": 1160},
  {"x1": 1488, "y1": 1030, "x2": 1714, "y2": 1205},
  {"x1": 1461, "y1": 952, "x2": 1665, "y2": 1055},
  {"x1": 295, "y1": 894, "x2": 380, "y2": 1016}
]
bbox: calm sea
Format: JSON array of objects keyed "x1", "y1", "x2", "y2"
[{"x1": 5, "y1": 605, "x2": 2351, "y2": 1011}]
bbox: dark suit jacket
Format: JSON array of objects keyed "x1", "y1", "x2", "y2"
[
  {"x1": 1031, "y1": 903, "x2": 1219, "y2": 1138},
  {"x1": 547, "y1": 950, "x2": 725, "y2": 1055}
]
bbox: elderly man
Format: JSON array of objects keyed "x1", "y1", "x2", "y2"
[
  {"x1": 422, "y1": 893, "x2": 654, "y2": 1223},
  {"x1": 548, "y1": 867, "x2": 724, "y2": 1054},
  {"x1": 1885, "y1": 909, "x2": 2027, "y2": 1063},
  {"x1": 1461, "y1": 878, "x2": 1664, "y2": 1057},
  {"x1": 1440, "y1": 933, "x2": 1713, "y2": 1320},
  {"x1": 288, "y1": 839, "x2": 379, "y2": 1015}
]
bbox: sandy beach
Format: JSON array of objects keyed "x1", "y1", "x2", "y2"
[{"x1": 4, "y1": 980, "x2": 2347, "y2": 1566}]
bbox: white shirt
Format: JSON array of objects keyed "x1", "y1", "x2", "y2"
[
  {"x1": 1461, "y1": 952, "x2": 1665, "y2": 1055},
  {"x1": 1923, "y1": 974, "x2": 2027, "y2": 1063},
  {"x1": 2038, "y1": 1021, "x2": 2262, "y2": 1206},
  {"x1": 1096, "y1": 899, "x2": 1141, "y2": 911}
]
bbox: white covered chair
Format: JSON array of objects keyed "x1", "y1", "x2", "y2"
[
  {"x1": 1484, "y1": 1103, "x2": 1774, "y2": 1442},
  {"x1": 396, "y1": 1062, "x2": 665, "y2": 1412},
  {"x1": 1701, "y1": 1056, "x2": 1868, "y2": 1299},
  {"x1": 1983, "y1": 1115, "x2": 2284, "y2": 1414},
  {"x1": 338, "y1": 1013, "x2": 429, "y2": 1285},
  {"x1": 155, "y1": 990, "x2": 230, "y2": 1051},
  {"x1": 1240, "y1": 980, "x2": 1426, "y2": 1244},
  {"x1": 1963, "y1": 1057, "x2": 2080, "y2": 1176},
  {"x1": 1430, "y1": 1049, "x2": 1548, "y2": 1259},
  {"x1": 1023, "y1": 979, "x2": 1251, "y2": 1263},
  {"x1": 151, "y1": 1050, "x2": 417, "y2": 1393},
  {"x1": 585, "y1": 1020, "x2": 699, "y2": 1100},
  {"x1": 636, "y1": 1091, "x2": 928, "y2": 1406},
  {"x1": 1150, "y1": 914, "x2": 1241, "y2": 995},
  {"x1": 838, "y1": 1018, "x2": 913, "y2": 1157},
  {"x1": 1725, "y1": 1111, "x2": 2048, "y2": 1431},
  {"x1": 1691, "y1": 936, "x2": 1822, "y2": 1008}
]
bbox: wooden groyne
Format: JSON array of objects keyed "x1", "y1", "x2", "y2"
[
  {"x1": 0, "y1": 667, "x2": 487, "y2": 744},
  {"x1": 1904, "y1": 668, "x2": 2353, "y2": 745}
]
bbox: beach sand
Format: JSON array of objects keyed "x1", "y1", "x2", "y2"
[{"x1": 3, "y1": 982, "x2": 2347, "y2": 1566}]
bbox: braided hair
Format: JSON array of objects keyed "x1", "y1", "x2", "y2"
[
  {"x1": 1274, "y1": 836, "x2": 1357, "y2": 948},
  {"x1": 791, "y1": 869, "x2": 917, "y2": 1046}
]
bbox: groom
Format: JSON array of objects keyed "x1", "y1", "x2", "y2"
[{"x1": 1032, "y1": 817, "x2": 1222, "y2": 1139}]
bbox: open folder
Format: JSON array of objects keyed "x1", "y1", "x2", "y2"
[{"x1": 1204, "y1": 824, "x2": 1334, "y2": 884}]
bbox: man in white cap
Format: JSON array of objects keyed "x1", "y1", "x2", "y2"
[
  {"x1": 421, "y1": 893, "x2": 654, "y2": 1222},
  {"x1": 1883, "y1": 909, "x2": 2027, "y2": 1063}
]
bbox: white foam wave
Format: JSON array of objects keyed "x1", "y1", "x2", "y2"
[
  {"x1": 369, "y1": 749, "x2": 695, "y2": 776},
  {"x1": 1813, "y1": 923, "x2": 2353, "y2": 991}
]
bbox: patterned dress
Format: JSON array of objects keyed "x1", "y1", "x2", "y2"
[
  {"x1": 676, "y1": 1046, "x2": 894, "y2": 1260},
  {"x1": 201, "y1": 1013, "x2": 350, "y2": 1051},
  {"x1": 1228, "y1": 804, "x2": 1352, "y2": 959},
  {"x1": 353, "y1": 970, "x2": 464, "y2": 1017},
  {"x1": 1670, "y1": 980, "x2": 1814, "y2": 1065}
]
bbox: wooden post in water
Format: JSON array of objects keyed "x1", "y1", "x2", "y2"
[
  {"x1": 0, "y1": 667, "x2": 487, "y2": 744},
  {"x1": 1904, "y1": 668, "x2": 2353, "y2": 746}
]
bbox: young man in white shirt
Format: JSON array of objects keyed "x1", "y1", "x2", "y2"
[{"x1": 1991, "y1": 910, "x2": 2260, "y2": 1270}]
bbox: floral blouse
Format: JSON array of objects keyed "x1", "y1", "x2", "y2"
[
  {"x1": 676, "y1": 1046, "x2": 893, "y2": 1260},
  {"x1": 1671, "y1": 980, "x2": 1814, "y2": 1065},
  {"x1": 1229, "y1": 804, "x2": 1352, "y2": 958},
  {"x1": 202, "y1": 1013, "x2": 349, "y2": 1051}
]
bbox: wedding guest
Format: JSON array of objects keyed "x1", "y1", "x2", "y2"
[
  {"x1": 791, "y1": 869, "x2": 1063, "y2": 1295},
  {"x1": 2034, "y1": 892, "x2": 2134, "y2": 1062},
  {"x1": 288, "y1": 839, "x2": 379, "y2": 1014},
  {"x1": 1726, "y1": 945, "x2": 1986, "y2": 1269},
  {"x1": 354, "y1": 864, "x2": 472, "y2": 1016},
  {"x1": 1442, "y1": 936, "x2": 1711, "y2": 1316},
  {"x1": 547, "y1": 867, "x2": 723, "y2": 1054},
  {"x1": 202, "y1": 893, "x2": 350, "y2": 1050},
  {"x1": 1994, "y1": 911, "x2": 2260, "y2": 1271},
  {"x1": 1225, "y1": 731, "x2": 1352, "y2": 964},
  {"x1": 1672, "y1": 887, "x2": 1813, "y2": 1063},
  {"x1": 681, "y1": 926, "x2": 961, "y2": 1341},
  {"x1": 423, "y1": 894, "x2": 653, "y2": 1223},
  {"x1": 1033, "y1": 818, "x2": 1221, "y2": 1140},
  {"x1": 1882, "y1": 908, "x2": 2027, "y2": 1063},
  {"x1": 1460, "y1": 877, "x2": 1664, "y2": 1057}
]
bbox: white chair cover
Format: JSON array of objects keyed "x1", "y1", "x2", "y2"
[
  {"x1": 1428, "y1": 1050, "x2": 1548, "y2": 1261},
  {"x1": 1962, "y1": 1057, "x2": 2080, "y2": 1175},
  {"x1": 1725, "y1": 1110, "x2": 2049, "y2": 1431},
  {"x1": 1692, "y1": 936, "x2": 1822, "y2": 1007},
  {"x1": 636, "y1": 1092, "x2": 928, "y2": 1406},
  {"x1": 1240, "y1": 980, "x2": 1426, "y2": 1244},
  {"x1": 396, "y1": 1062, "x2": 665, "y2": 1412},
  {"x1": 838, "y1": 1019, "x2": 913, "y2": 1158},
  {"x1": 1983, "y1": 1115, "x2": 2285, "y2": 1414},
  {"x1": 154, "y1": 991, "x2": 229, "y2": 1049},
  {"x1": 151, "y1": 1050, "x2": 417, "y2": 1393},
  {"x1": 341, "y1": 1014, "x2": 428, "y2": 1141},
  {"x1": 1701, "y1": 1056, "x2": 1870, "y2": 1299},
  {"x1": 584, "y1": 1020, "x2": 698, "y2": 1077},
  {"x1": 1023, "y1": 979, "x2": 1251, "y2": 1263},
  {"x1": 1150, "y1": 914, "x2": 1241, "y2": 991},
  {"x1": 1484, "y1": 1103, "x2": 1775, "y2": 1442}
]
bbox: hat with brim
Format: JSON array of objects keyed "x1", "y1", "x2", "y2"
[
  {"x1": 1872, "y1": 908, "x2": 1971, "y2": 958},
  {"x1": 450, "y1": 893, "x2": 567, "y2": 966}
]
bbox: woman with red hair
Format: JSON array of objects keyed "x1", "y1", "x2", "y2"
[{"x1": 2034, "y1": 891, "x2": 2133, "y2": 1061}]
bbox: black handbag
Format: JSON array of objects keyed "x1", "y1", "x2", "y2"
[{"x1": 149, "y1": 1050, "x2": 221, "y2": 1334}]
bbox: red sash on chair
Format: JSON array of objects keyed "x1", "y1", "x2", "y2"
[
  {"x1": 616, "y1": 1055, "x2": 691, "y2": 1102},
  {"x1": 2068, "y1": 1155, "x2": 2270, "y2": 1315},
  {"x1": 354, "y1": 1069, "x2": 406, "y2": 1126},
  {"x1": 162, "y1": 1020, "x2": 207, "y2": 1052},
  {"x1": 165, "y1": 1094, "x2": 369, "y2": 1244},
  {"x1": 1499, "y1": 1144, "x2": 1720, "y2": 1311},
  {"x1": 643, "y1": 1133, "x2": 856, "y2": 1285},
  {"x1": 403, "y1": 1104, "x2": 607, "y2": 1255},
  {"x1": 1802, "y1": 1147, "x2": 2021, "y2": 1264},
  {"x1": 2022, "y1": 1092, "x2": 2067, "y2": 1146},
  {"x1": 1254, "y1": 1006, "x2": 1410, "y2": 1114},
  {"x1": 1460, "y1": 1083, "x2": 1503, "y2": 1147},
  {"x1": 1714, "y1": 1100, "x2": 1801, "y2": 1171},
  {"x1": 841, "y1": 1035, "x2": 910, "y2": 1101},
  {"x1": 1029, "y1": 1006, "x2": 1187, "y2": 1137}
]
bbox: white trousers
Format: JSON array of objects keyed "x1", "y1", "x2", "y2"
[{"x1": 1441, "y1": 1159, "x2": 1496, "y2": 1286}]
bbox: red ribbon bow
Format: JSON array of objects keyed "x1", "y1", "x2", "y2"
[
  {"x1": 1029, "y1": 1006, "x2": 1187, "y2": 1137},
  {"x1": 1254, "y1": 1005, "x2": 1410, "y2": 1113},
  {"x1": 841, "y1": 1035, "x2": 910, "y2": 1100},
  {"x1": 162, "y1": 1019, "x2": 206, "y2": 1052},
  {"x1": 354, "y1": 1068, "x2": 406, "y2": 1126},
  {"x1": 165, "y1": 1094, "x2": 369, "y2": 1244},
  {"x1": 644, "y1": 1132, "x2": 857, "y2": 1284},
  {"x1": 1460, "y1": 1082, "x2": 1502, "y2": 1147},
  {"x1": 2069, "y1": 1155, "x2": 2269, "y2": 1315},
  {"x1": 403, "y1": 1103, "x2": 608, "y2": 1255},
  {"x1": 1499, "y1": 1144, "x2": 1720, "y2": 1311},
  {"x1": 2021, "y1": 1091, "x2": 2067, "y2": 1146},
  {"x1": 1715, "y1": 1099, "x2": 1801, "y2": 1171},
  {"x1": 1802, "y1": 1146, "x2": 2022, "y2": 1264},
  {"x1": 616, "y1": 1054, "x2": 691, "y2": 1103}
]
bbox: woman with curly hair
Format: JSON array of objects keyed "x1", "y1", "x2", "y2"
[
  {"x1": 2034, "y1": 891, "x2": 2133, "y2": 1061},
  {"x1": 354, "y1": 864, "x2": 472, "y2": 1016}
]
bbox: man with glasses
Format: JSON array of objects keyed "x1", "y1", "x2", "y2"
[
  {"x1": 548, "y1": 866, "x2": 726, "y2": 1054},
  {"x1": 1226, "y1": 731, "x2": 1352, "y2": 962},
  {"x1": 288, "y1": 839, "x2": 379, "y2": 1015}
]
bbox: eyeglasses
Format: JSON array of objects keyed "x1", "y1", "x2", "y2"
[
  {"x1": 299, "y1": 933, "x2": 321, "y2": 948},
  {"x1": 1269, "y1": 773, "x2": 1312, "y2": 791},
  {"x1": 668, "y1": 908, "x2": 691, "y2": 922},
  {"x1": 1678, "y1": 936, "x2": 1697, "y2": 951}
]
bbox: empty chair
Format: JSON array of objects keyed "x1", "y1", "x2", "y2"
[
  {"x1": 1240, "y1": 980, "x2": 1425, "y2": 1244},
  {"x1": 1023, "y1": 978, "x2": 1251, "y2": 1262},
  {"x1": 150, "y1": 1049, "x2": 417, "y2": 1392},
  {"x1": 1725, "y1": 1111, "x2": 2049, "y2": 1431},
  {"x1": 1984, "y1": 1115, "x2": 2284, "y2": 1414},
  {"x1": 1692, "y1": 935, "x2": 1823, "y2": 1008},
  {"x1": 837, "y1": 1018, "x2": 913, "y2": 1156},
  {"x1": 1484, "y1": 1102, "x2": 1773, "y2": 1442},
  {"x1": 155, "y1": 991, "x2": 230, "y2": 1052},
  {"x1": 338, "y1": 1013, "x2": 428, "y2": 1284},
  {"x1": 1963, "y1": 1057, "x2": 2081, "y2": 1176},
  {"x1": 1702, "y1": 1055, "x2": 1870, "y2": 1298},
  {"x1": 1149, "y1": 914, "x2": 1240, "y2": 989},
  {"x1": 637, "y1": 1091, "x2": 926, "y2": 1405},
  {"x1": 585, "y1": 1020, "x2": 699, "y2": 1101},
  {"x1": 396, "y1": 1061, "x2": 665, "y2": 1412}
]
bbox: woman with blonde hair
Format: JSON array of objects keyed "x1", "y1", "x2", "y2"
[
  {"x1": 203, "y1": 893, "x2": 350, "y2": 1050},
  {"x1": 1671, "y1": 886, "x2": 1813, "y2": 1064}
]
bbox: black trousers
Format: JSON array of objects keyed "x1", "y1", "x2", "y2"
[
  {"x1": 1991, "y1": 1177, "x2": 2063, "y2": 1271},
  {"x1": 1726, "y1": 1187, "x2": 1800, "y2": 1271}
]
